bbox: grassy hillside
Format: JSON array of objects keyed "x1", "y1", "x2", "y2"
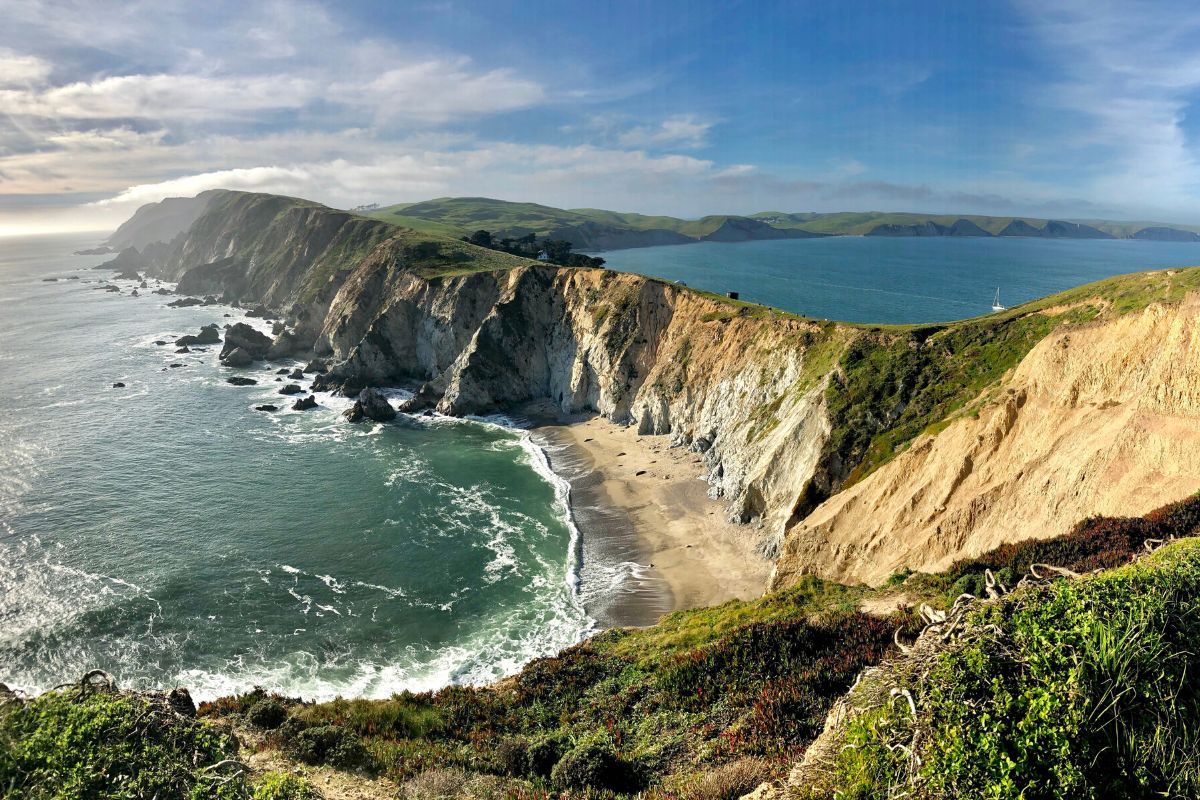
[
  {"x1": 369, "y1": 198, "x2": 766, "y2": 241},
  {"x1": 752, "y1": 210, "x2": 1200, "y2": 237},
  {"x1": 8, "y1": 495, "x2": 1194, "y2": 798}
]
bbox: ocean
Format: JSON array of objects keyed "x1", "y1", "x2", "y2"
[
  {"x1": 599, "y1": 235, "x2": 1200, "y2": 323},
  {"x1": 0, "y1": 233, "x2": 592, "y2": 702},
  {"x1": 4, "y1": 231, "x2": 1199, "y2": 703}
]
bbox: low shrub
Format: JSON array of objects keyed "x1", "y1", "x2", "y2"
[
  {"x1": 285, "y1": 724, "x2": 371, "y2": 770},
  {"x1": 248, "y1": 698, "x2": 289, "y2": 730},
  {"x1": 551, "y1": 738, "x2": 636, "y2": 792},
  {"x1": 251, "y1": 772, "x2": 320, "y2": 800}
]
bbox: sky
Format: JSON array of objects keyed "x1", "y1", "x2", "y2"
[{"x1": 3, "y1": 0, "x2": 1200, "y2": 235}]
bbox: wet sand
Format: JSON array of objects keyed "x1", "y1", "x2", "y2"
[{"x1": 527, "y1": 408, "x2": 772, "y2": 628}]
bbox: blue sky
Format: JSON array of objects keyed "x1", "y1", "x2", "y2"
[{"x1": 2, "y1": 0, "x2": 1200, "y2": 233}]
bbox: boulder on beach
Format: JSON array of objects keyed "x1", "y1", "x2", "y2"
[
  {"x1": 254, "y1": 404, "x2": 278, "y2": 412},
  {"x1": 292, "y1": 395, "x2": 317, "y2": 411},
  {"x1": 222, "y1": 347, "x2": 253, "y2": 367},
  {"x1": 219, "y1": 323, "x2": 272, "y2": 364},
  {"x1": 227, "y1": 376, "x2": 257, "y2": 386},
  {"x1": 278, "y1": 383, "x2": 303, "y2": 395},
  {"x1": 343, "y1": 388, "x2": 397, "y2": 423}
]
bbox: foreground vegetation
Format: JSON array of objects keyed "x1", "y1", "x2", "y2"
[
  {"x1": 2, "y1": 495, "x2": 1198, "y2": 798},
  {"x1": 813, "y1": 496, "x2": 1200, "y2": 799}
]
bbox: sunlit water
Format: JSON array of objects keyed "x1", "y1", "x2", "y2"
[
  {"x1": 0, "y1": 233, "x2": 593, "y2": 701},
  {"x1": 600, "y1": 236, "x2": 1200, "y2": 324}
]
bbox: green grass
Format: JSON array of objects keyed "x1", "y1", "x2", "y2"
[
  {"x1": 827, "y1": 535, "x2": 1200, "y2": 799},
  {"x1": 0, "y1": 681, "x2": 333, "y2": 799}
]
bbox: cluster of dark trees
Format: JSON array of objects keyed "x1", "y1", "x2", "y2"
[{"x1": 462, "y1": 230, "x2": 606, "y2": 268}]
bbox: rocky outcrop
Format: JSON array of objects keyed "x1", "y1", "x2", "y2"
[
  {"x1": 343, "y1": 388, "x2": 397, "y2": 423},
  {"x1": 219, "y1": 323, "x2": 272, "y2": 363},
  {"x1": 175, "y1": 324, "x2": 220, "y2": 347},
  {"x1": 772, "y1": 292, "x2": 1200, "y2": 587}
]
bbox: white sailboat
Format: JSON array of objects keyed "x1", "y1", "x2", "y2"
[{"x1": 991, "y1": 287, "x2": 1006, "y2": 312}]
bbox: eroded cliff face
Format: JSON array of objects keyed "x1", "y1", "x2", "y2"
[
  {"x1": 319, "y1": 253, "x2": 838, "y2": 546},
  {"x1": 122, "y1": 190, "x2": 1200, "y2": 590},
  {"x1": 772, "y1": 293, "x2": 1200, "y2": 587}
]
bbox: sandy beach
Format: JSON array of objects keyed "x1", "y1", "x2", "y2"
[{"x1": 528, "y1": 408, "x2": 772, "y2": 627}]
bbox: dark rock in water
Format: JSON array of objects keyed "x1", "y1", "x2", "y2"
[
  {"x1": 254, "y1": 404, "x2": 278, "y2": 412},
  {"x1": 220, "y1": 323, "x2": 272, "y2": 363},
  {"x1": 292, "y1": 394, "x2": 317, "y2": 411},
  {"x1": 153, "y1": 340, "x2": 167, "y2": 346},
  {"x1": 105, "y1": 286, "x2": 121, "y2": 293},
  {"x1": 272, "y1": 321, "x2": 286, "y2": 335},
  {"x1": 167, "y1": 687, "x2": 196, "y2": 717},
  {"x1": 75, "y1": 245, "x2": 114, "y2": 256},
  {"x1": 169, "y1": 363, "x2": 184, "y2": 368},
  {"x1": 94, "y1": 247, "x2": 147, "y2": 279},
  {"x1": 176, "y1": 323, "x2": 221, "y2": 347},
  {"x1": 139, "y1": 280, "x2": 148, "y2": 288},
  {"x1": 168, "y1": 296, "x2": 204, "y2": 308},
  {"x1": 279, "y1": 383, "x2": 303, "y2": 395},
  {"x1": 303, "y1": 359, "x2": 327, "y2": 374},
  {"x1": 202, "y1": 295, "x2": 219, "y2": 306},
  {"x1": 246, "y1": 304, "x2": 271, "y2": 318},
  {"x1": 175, "y1": 346, "x2": 190, "y2": 353},
  {"x1": 41, "y1": 277, "x2": 58, "y2": 282},
  {"x1": 130, "y1": 289, "x2": 139, "y2": 297},
  {"x1": 343, "y1": 388, "x2": 397, "y2": 423},
  {"x1": 227, "y1": 376, "x2": 257, "y2": 386},
  {"x1": 112, "y1": 382, "x2": 126, "y2": 388},
  {"x1": 276, "y1": 368, "x2": 290, "y2": 375},
  {"x1": 288, "y1": 368, "x2": 305, "y2": 380},
  {"x1": 275, "y1": 378, "x2": 283, "y2": 382},
  {"x1": 67, "y1": 275, "x2": 81, "y2": 280},
  {"x1": 153, "y1": 288, "x2": 172, "y2": 295},
  {"x1": 222, "y1": 347, "x2": 253, "y2": 368},
  {"x1": 223, "y1": 313, "x2": 232, "y2": 318},
  {"x1": 192, "y1": 347, "x2": 207, "y2": 352}
]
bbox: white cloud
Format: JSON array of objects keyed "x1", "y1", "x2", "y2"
[
  {"x1": 617, "y1": 114, "x2": 713, "y2": 149},
  {"x1": 343, "y1": 59, "x2": 545, "y2": 123},
  {"x1": 1018, "y1": 0, "x2": 1200, "y2": 215},
  {"x1": 45, "y1": 127, "x2": 166, "y2": 150},
  {"x1": 0, "y1": 50, "x2": 51, "y2": 85}
]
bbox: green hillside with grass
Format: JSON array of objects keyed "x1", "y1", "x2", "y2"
[{"x1": 367, "y1": 196, "x2": 1200, "y2": 245}]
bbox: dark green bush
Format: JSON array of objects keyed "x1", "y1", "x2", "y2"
[
  {"x1": 248, "y1": 698, "x2": 288, "y2": 729},
  {"x1": 286, "y1": 724, "x2": 370, "y2": 769},
  {"x1": 550, "y1": 738, "x2": 636, "y2": 792}
]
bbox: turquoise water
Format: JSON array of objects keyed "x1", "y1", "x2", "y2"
[
  {"x1": 0, "y1": 233, "x2": 591, "y2": 701},
  {"x1": 600, "y1": 237, "x2": 1200, "y2": 324}
]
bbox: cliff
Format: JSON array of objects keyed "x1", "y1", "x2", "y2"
[{"x1": 130, "y1": 192, "x2": 1200, "y2": 585}]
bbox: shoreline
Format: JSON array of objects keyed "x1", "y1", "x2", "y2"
[{"x1": 526, "y1": 406, "x2": 771, "y2": 628}]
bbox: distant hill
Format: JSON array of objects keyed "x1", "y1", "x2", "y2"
[{"x1": 368, "y1": 197, "x2": 823, "y2": 251}]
